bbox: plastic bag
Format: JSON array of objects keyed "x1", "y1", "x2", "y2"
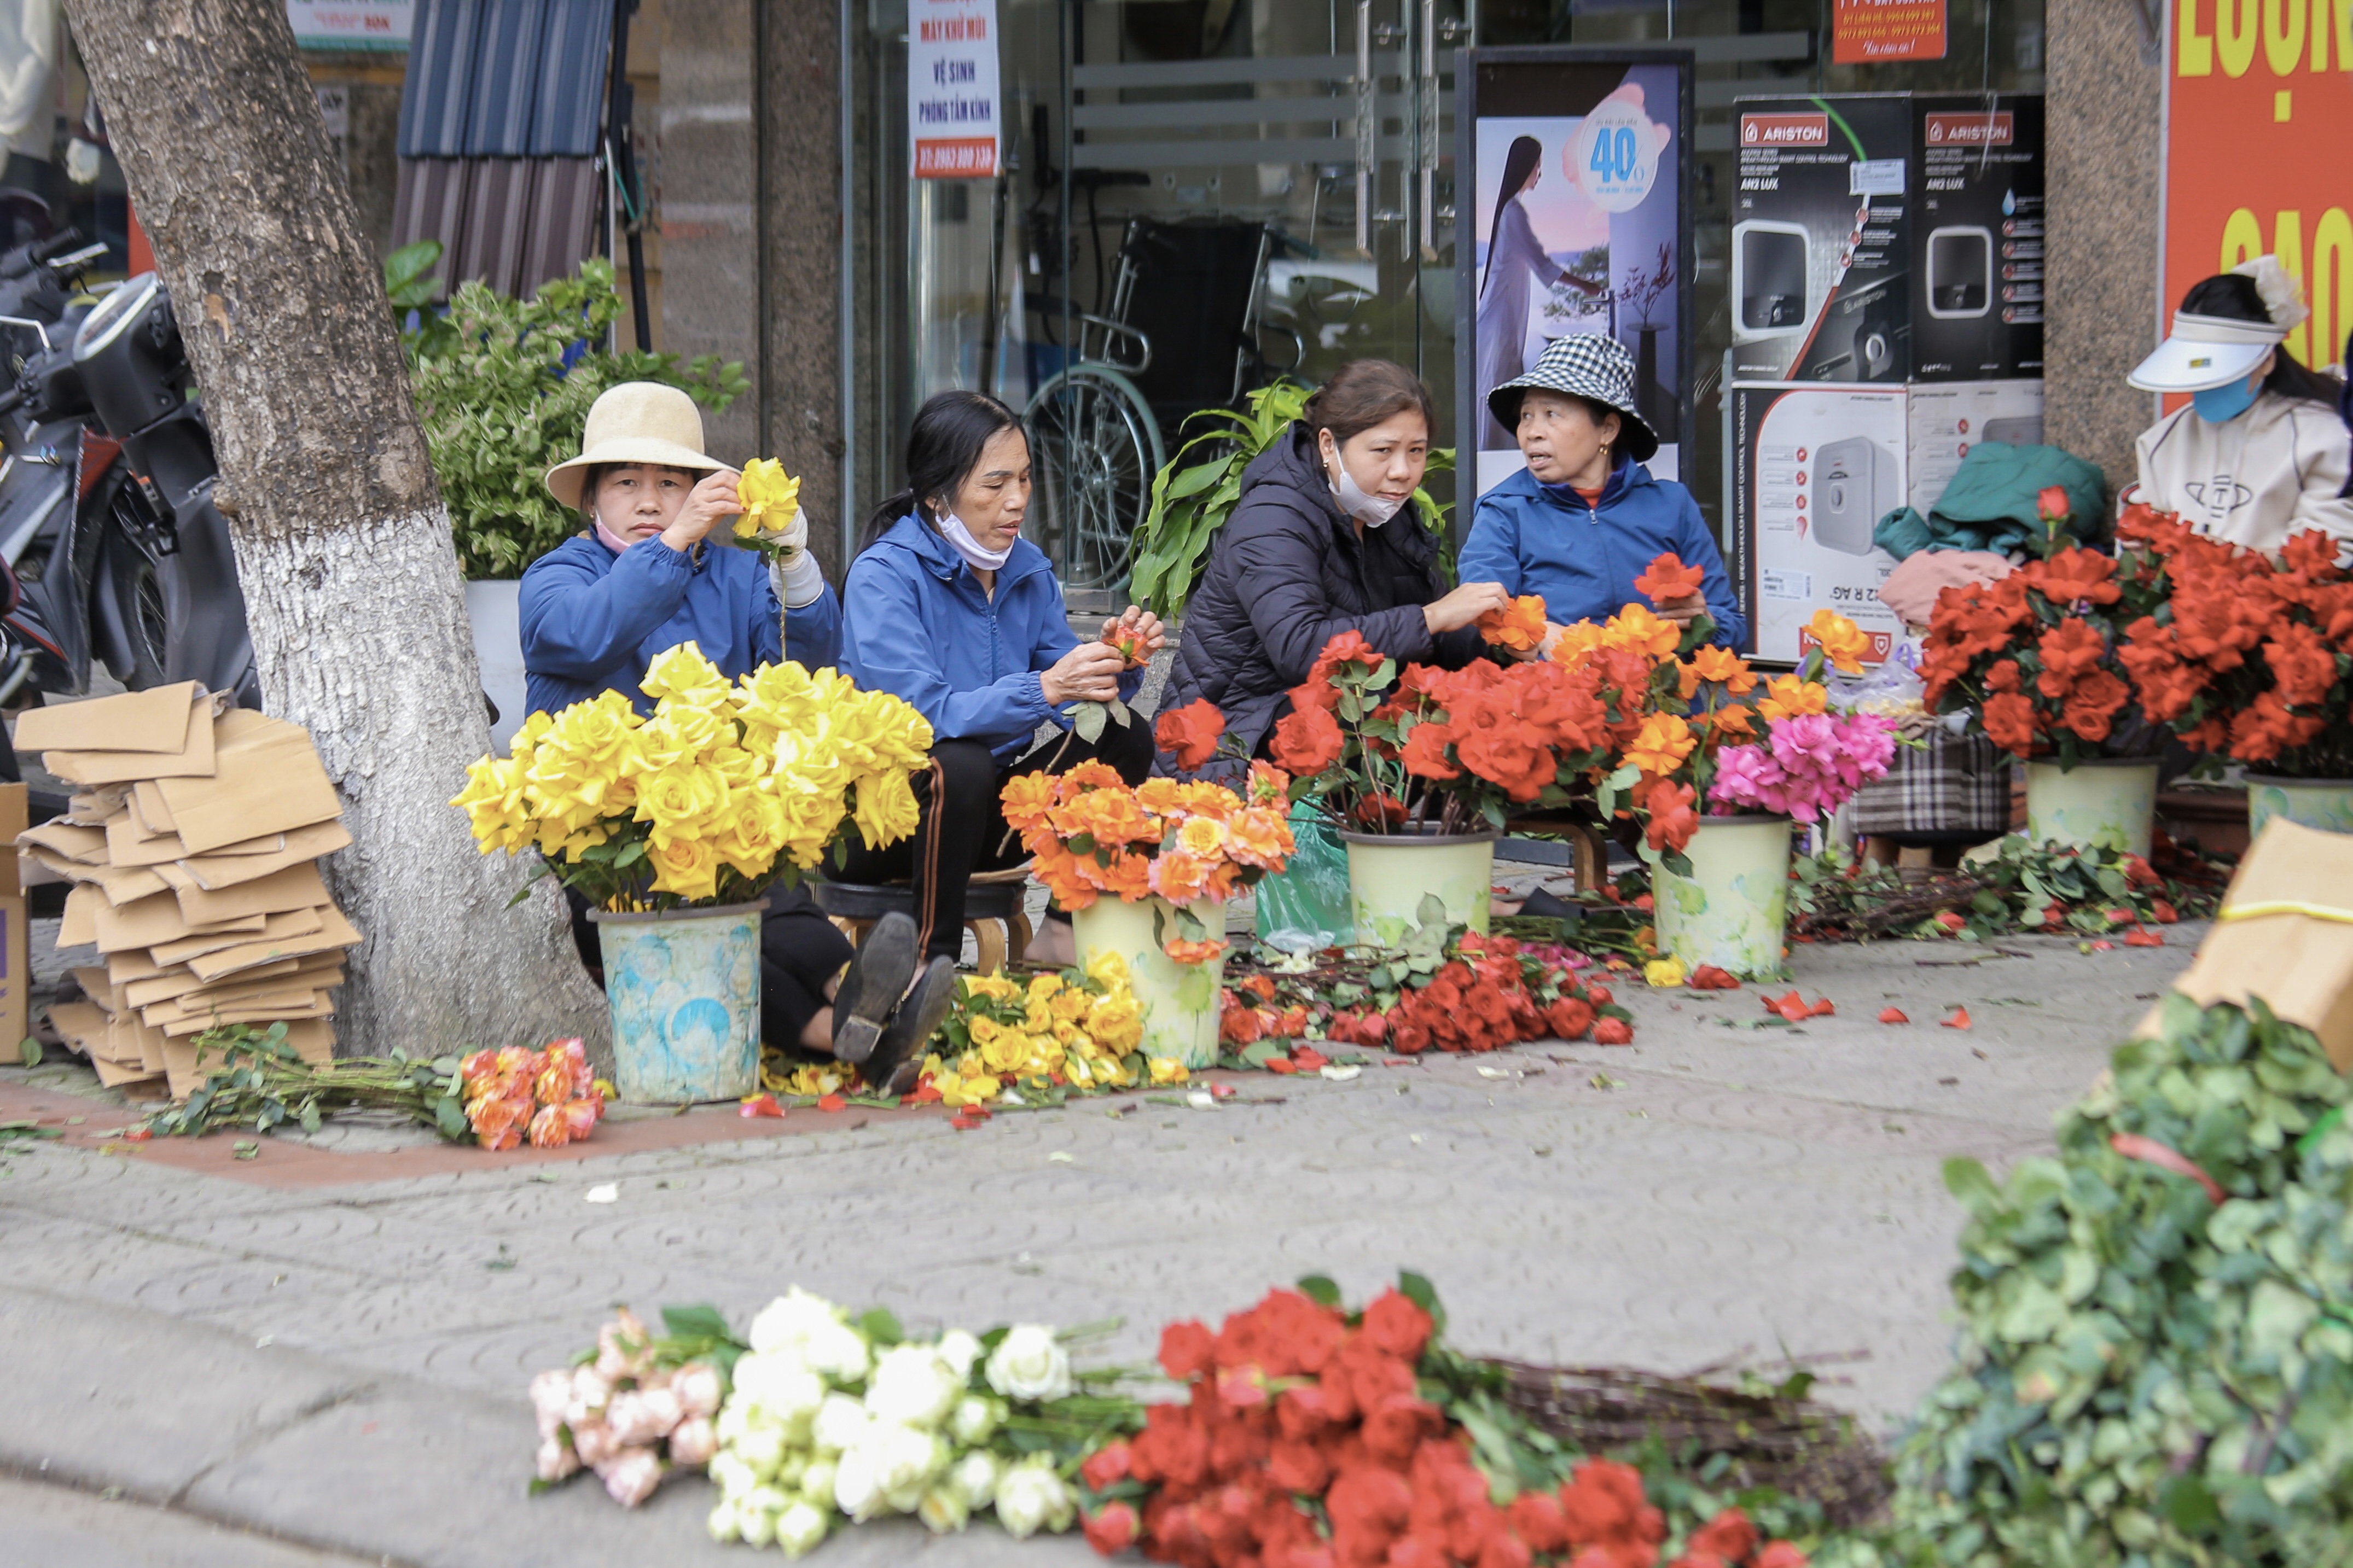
[{"x1": 1253, "y1": 803, "x2": 1351, "y2": 954}]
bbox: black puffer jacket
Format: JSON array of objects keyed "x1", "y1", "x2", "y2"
[{"x1": 1162, "y1": 422, "x2": 1479, "y2": 761}]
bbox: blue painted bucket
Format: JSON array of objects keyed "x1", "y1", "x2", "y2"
[{"x1": 588, "y1": 900, "x2": 765, "y2": 1104}]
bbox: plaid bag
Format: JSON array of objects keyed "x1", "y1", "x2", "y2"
[{"x1": 1849, "y1": 731, "x2": 2012, "y2": 836}]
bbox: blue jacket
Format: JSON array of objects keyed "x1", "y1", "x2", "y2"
[
  {"x1": 518, "y1": 533, "x2": 843, "y2": 718},
  {"x1": 841, "y1": 515, "x2": 1141, "y2": 760},
  {"x1": 1457, "y1": 460, "x2": 1748, "y2": 650}
]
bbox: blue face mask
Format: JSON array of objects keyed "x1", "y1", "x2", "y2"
[{"x1": 2192, "y1": 377, "x2": 2258, "y2": 424}]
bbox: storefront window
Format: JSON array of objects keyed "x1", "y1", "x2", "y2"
[{"x1": 846, "y1": 0, "x2": 2046, "y2": 587}]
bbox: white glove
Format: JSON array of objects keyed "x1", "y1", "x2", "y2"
[{"x1": 769, "y1": 509, "x2": 827, "y2": 609}]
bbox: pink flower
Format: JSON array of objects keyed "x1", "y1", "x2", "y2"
[
  {"x1": 529, "y1": 1368, "x2": 573, "y2": 1438},
  {"x1": 672, "y1": 1362, "x2": 723, "y2": 1420},
  {"x1": 594, "y1": 1309, "x2": 652, "y2": 1382},
  {"x1": 570, "y1": 1416, "x2": 617, "y2": 1468},
  {"x1": 1707, "y1": 743, "x2": 1791, "y2": 817},
  {"x1": 534, "y1": 1435, "x2": 580, "y2": 1482},
  {"x1": 596, "y1": 1445, "x2": 665, "y2": 1508},
  {"x1": 606, "y1": 1386, "x2": 683, "y2": 1447},
  {"x1": 667, "y1": 1415, "x2": 718, "y2": 1467}
]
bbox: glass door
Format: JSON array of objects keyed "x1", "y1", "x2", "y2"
[{"x1": 1025, "y1": 0, "x2": 1468, "y2": 594}]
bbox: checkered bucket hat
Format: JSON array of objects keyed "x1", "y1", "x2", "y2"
[{"x1": 1487, "y1": 333, "x2": 1659, "y2": 462}]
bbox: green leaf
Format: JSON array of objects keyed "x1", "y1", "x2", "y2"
[
  {"x1": 1240, "y1": 1039, "x2": 1287, "y2": 1068},
  {"x1": 1295, "y1": 1274, "x2": 1342, "y2": 1307},
  {"x1": 1073, "y1": 702, "x2": 1107, "y2": 744},
  {"x1": 856, "y1": 1307, "x2": 904, "y2": 1346},
  {"x1": 1944, "y1": 1157, "x2": 2003, "y2": 1217},
  {"x1": 2159, "y1": 1474, "x2": 2221, "y2": 1532},
  {"x1": 661, "y1": 1303, "x2": 737, "y2": 1344},
  {"x1": 18, "y1": 1036, "x2": 38, "y2": 1068},
  {"x1": 1396, "y1": 1270, "x2": 1447, "y2": 1332},
  {"x1": 433, "y1": 1095, "x2": 469, "y2": 1140},
  {"x1": 1106, "y1": 699, "x2": 1131, "y2": 728}
]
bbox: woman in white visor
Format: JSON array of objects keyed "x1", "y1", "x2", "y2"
[{"x1": 2127, "y1": 255, "x2": 2352, "y2": 553}]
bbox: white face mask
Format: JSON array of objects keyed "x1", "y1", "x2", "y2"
[
  {"x1": 936, "y1": 509, "x2": 1013, "y2": 573},
  {"x1": 1321, "y1": 435, "x2": 1408, "y2": 527}
]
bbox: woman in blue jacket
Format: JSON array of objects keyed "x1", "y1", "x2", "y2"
[
  {"x1": 1459, "y1": 334, "x2": 1747, "y2": 650},
  {"x1": 521, "y1": 383, "x2": 949, "y2": 1081},
  {"x1": 841, "y1": 391, "x2": 1164, "y2": 1000}
]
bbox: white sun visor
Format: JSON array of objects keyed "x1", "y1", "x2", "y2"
[{"x1": 2128, "y1": 310, "x2": 2286, "y2": 393}]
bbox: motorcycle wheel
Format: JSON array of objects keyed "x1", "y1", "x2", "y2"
[{"x1": 107, "y1": 539, "x2": 171, "y2": 690}]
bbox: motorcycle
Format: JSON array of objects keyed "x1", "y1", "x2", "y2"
[{"x1": 0, "y1": 225, "x2": 257, "y2": 719}]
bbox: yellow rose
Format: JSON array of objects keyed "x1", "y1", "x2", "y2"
[
  {"x1": 641, "y1": 642, "x2": 733, "y2": 708},
  {"x1": 1049, "y1": 988, "x2": 1090, "y2": 1023},
  {"x1": 967, "y1": 1015, "x2": 1002, "y2": 1046},
  {"x1": 1087, "y1": 995, "x2": 1141, "y2": 1053},
  {"x1": 648, "y1": 835, "x2": 721, "y2": 901},
  {"x1": 451, "y1": 755, "x2": 534, "y2": 852},
  {"x1": 850, "y1": 770, "x2": 919, "y2": 850},
  {"x1": 1148, "y1": 1058, "x2": 1189, "y2": 1085},
  {"x1": 1084, "y1": 950, "x2": 1130, "y2": 990},
  {"x1": 735, "y1": 458, "x2": 802, "y2": 539},
  {"x1": 981, "y1": 1031, "x2": 1032, "y2": 1075}
]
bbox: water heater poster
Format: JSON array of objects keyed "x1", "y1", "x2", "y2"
[
  {"x1": 1454, "y1": 50, "x2": 1692, "y2": 502},
  {"x1": 910, "y1": 0, "x2": 1001, "y2": 178},
  {"x1": 1833, "y1": 0, "x2": 1947, "y2": 63},
  {"x1": 2163, "y1": 0, "x2": 2353, "y2": 376},
  {"x1": 1731, "y1": 384, "x2": 1906, "y2": 666}
]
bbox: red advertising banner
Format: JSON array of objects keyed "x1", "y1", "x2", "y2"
[
  {"x1": 2164, "y1": 0, "x2": 2353, "y2": 374},
  {"x1": 1832, "y1": 0, "x2": 1948, "y2": 63}
]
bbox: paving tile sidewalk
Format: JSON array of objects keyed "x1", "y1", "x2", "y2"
[{"x1": 0, "y1": 930, "x2": 2199, "y2": 1565}]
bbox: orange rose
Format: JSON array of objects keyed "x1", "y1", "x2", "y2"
[
  {"x1": 1226, "y1": 808, "x2": 1293, "y2": 870},
  {"x1": 1632, "y1": 552, "x2": 1705, "y2": 604},
  {"x1": 1476, "y1": 594, "x2": 1549, "y2": 652},
  {"x1": 1271, "y1": 704, "x2": 1344, "y2": 774},
  {"x1": 1000, "y1": 771, "x2": 1059, "y2": 831},
  {"x1": 1154, "y1": 698, "x2": 1225, "y2": 771}
]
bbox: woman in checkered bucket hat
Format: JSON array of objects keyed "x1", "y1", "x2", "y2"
[{"x1": 1458, "y1": 333, "x2": 1746, "y2": 651}]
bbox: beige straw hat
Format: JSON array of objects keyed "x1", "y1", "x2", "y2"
[{"x1": 544, "y1": 382, "x2": 728, "y2": 509}]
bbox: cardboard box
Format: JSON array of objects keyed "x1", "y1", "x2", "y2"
[
  {"x1": 150, "y1": 905, "x2": 324, "y2": 966},
  {"x1": 1732, "y1": 95, "x2": 1913, "y2": 384},
  {"x1": 20, "y1": 820, "x2": 108, "y2": 864},
  {"x1": 1905, "y1": 380, "x2": 2048, "y2": 514},
  {"x1": 166, "y1": 862, "x2": 329, "y2": 926},
  {"x1": 178, "y1": 821, "x2": 351, "y2": 890},
  {"x1": 0, "y1": 893, "x2": 30, "y2": 1057},
  {"x1": 1731, "y1": 381, "x2": 1909, "y2": 664},
  {"x1": 92, "y1": 893, "x2": 264, "y2": 954},
  {"x1": 185, "y1": 907, "x2": 362, "y2": 982},
  {"x1": 1910, "y1": 96, "x2": 2044, "y2": 382},
  {"x1": 14, "y1": 682, "x2": 203, "y2": 753},
  {"x1": 2160, "y1": 820, "x2": 2353, "y2": 1071},
  {"x1": 155, "y1": 714, "x2": 341, "y2": 854},
  {"x1": 38, "y1": 693, "x2": 218, "y2": 785}
]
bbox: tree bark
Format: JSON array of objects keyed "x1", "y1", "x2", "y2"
[{"x1": 66, "y1": 0, "x2": 610, "y2": 1060}]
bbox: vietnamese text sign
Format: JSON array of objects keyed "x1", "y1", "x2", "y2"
[
  {"x1": 1833, "y1": 0, "x2": 1948, "y2": 62},
  {"x1": 910, "y1": 0, "x2": 1000, "y2": 178},
  {"x1": 287, "y1": 0, "x2": 411, "y2": 50},
  {"x1": 2165, "y1": 0, "x2": 2353, "y2": 373}
]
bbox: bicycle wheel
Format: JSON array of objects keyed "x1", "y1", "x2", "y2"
[{"x1": 1024, "y1": 365, "x2": 1164, "y2": 591}]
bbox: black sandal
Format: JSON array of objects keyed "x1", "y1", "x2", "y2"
[{"x1": 830, "y1": 912, "x2": 919, "y2": 1064}]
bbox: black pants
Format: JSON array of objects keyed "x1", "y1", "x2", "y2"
[
  {"x1": 566, "y1": 884, "x2": 854, "y2": 1050},
  {"x1": 834, "y1": 718, "x2": 1156, "y2": 961}
]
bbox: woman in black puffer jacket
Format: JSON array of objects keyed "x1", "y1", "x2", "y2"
[{"x1": 1160, "y1": 359, "x2": 1510, "y2": 766}]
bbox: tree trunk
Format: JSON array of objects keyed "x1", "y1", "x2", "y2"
[{"x1": 66, "y1": 0, "x2": 610, "y2": 1060}]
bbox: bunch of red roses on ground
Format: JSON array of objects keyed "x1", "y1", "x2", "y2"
[
  {"x1": 1074, "y1": 1282, "x2": 1808, "y2": 1568},
  {"x1": 1218, "y1": 931, "x2": 1634, "y2": 1056},
  {"x1": 1922, "y1": 495, "x2": 2353, "y2": 774}
]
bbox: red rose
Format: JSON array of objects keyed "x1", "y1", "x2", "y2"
[
  {"x1": 1326, "y1": 1465, "x2": 1414, "y2": 1537},
  {"x1": 1585, "y1": 984, "x2": 1614, "y2": 1007},
  {"x1": 1756, "y1": 1543, "x2": 1810, "y2": 1568},
  {"x1": 1360, "y1": 1289, "x2": 1436, "y2": 1361},
  {"x1": 1083, "y1": 1501, "x2": 1140, "y2": 1555},
  {"x1": 1401, "y1": 720, "x2": 1462, "y2": 780},
  {"x1": 1080, "y1": 1440, "x2": 1132, "y2": 1490},
  {"x1": 1593, "y1": 1017, "x2": 1633, "y2": 1046},
  {"x1": 1689, "y1": 1508, "x2": 1757, "y2": 1563},
  {"x1": 1362, "y1": 1394, "x2": 1440, "y2": 1461},
  {"x1": 1269, "y1": 1437, "x2": 1331, "y2": 1494},
  {"x1": 1980, "y1": 691, "x2": 2041, "y2": 756},
  {"x1": 1273, "y1": 703, "x2": 1345, "y2": 774},
  {"x1": 1479, "y1": 1530, "x2": 1536, "y2": 1568},
  {"x1": 1160, "y1": 1320, "x2": 1217, "y2": 1380},
  {"x1": 1155, "y1": 698, "x2": 1228, "y2": 771},
  {"x1": 1387, "y1": 1536, "x2": 1451, "y2": 1568},
  {"x1": 1546, "y1": 997, "x2": 1596, "y2": 1040},
  {"x1": 1507, "y1": 1490, "x2": 1570, "y2": 1553}
]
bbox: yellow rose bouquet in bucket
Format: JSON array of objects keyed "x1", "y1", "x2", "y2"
[{"x1": 452, "y1": 643, "x2": 933, "y2": 1102}]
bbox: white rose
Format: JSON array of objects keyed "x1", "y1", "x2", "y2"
[
  {"x1": 596, "y1": 1446, "x2": 665, "y2": 1508},
  {"x1": 919, "y1": 1484, "x2": 971, "y2": 1534},
  {"x1": 864, "y1": 1343, "x2": 963, "y2": 1430},
  {"x1": 950, "y1": 1449, "x2": 998, "y2": 1509},
  {"x1": 804, "y1": 1318, "x2": 873, "y2": 1383},
  {"x1": 706, "y1": 1497, "x2": 742, "y2": 1543},
  {"x1": 563, "y1": 1367, "x2": 611, "y2": 1429},
  {"x1": 736, "y1": 1495, "x2": 776, "y2": 1547},
  {"x1": 798, "y1": 1455, "x2": 838, "y2": 1505},
  {"x1": 673, "y1": 1362, "x2": 725, "y2": 1420},
  {"x1": 667, "y1": 1416, "x2": 717, "y2": 1468},
  {"x1": 775, "y1": 1499, "x2": 831, "y2": 1558},
  {"x1": 775, "y1": 1450, "x2": 809, "y2": 1489},
  {"x1": 708, "y1": 1452, "x2": 759, "y2": 1501},
  {"x1": 860, "y1": 1423, "x2": 946, "y2": 1513},
  {"x1": 570, "y1": 1417, "x2": 616, "y2": 1468},
  {"x1": 735, "y1": 1353, "x2": 828, "y2": 1424},
  {"x1": 936, "y1": 1328, "x2": 983, "y2": 1382},
  {"x1": 746, "y1": 1484, "x2": 791, "y2": 1521},
  {"x1": 715, "y1": 1400, "x2": 751, "y2": 1446},
  {"x1": 749, "y1": 1287, "x2": 847, "y2": 1357},
  {"x1": 533, "y1": 1435, "x2": 579, "y2": 1482},
  {"x1": 607, "y1": 1388, "x2": 683, "y2": 1448},
  {"x1": 529, "y1": 1368, "x2": 574, "y2": 1437},
  {"x1": 811, "y1": 1391, "x2": 871, "y2": 1455},
  {"x1": 948, "y1": 1395, "x2": 1001, "y2": 1445},
  {"x1": 832, "y1": 1443, "x2": 883, "y2": 1520},
  {"x1": 991, "y1": 1458, "x2": 1074, "y2": 1539},
  {"x1": 733, "y1": 1422, "x2": 786, "y2": 1478},
  {"x1": 984, "y1": 1325, "x2": 1072, "y2": 1403}
]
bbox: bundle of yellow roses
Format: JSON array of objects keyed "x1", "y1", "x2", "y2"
[
  {"x1": 913, "y1": 954, "x2": 1191, "y2": 1114},
  {"x1": 451, "y1": 643, "x2": 933, "y2": 909}
]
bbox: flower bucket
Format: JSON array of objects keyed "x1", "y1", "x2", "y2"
[
  {"x1": 2024, "y1": 759, "x2": 2158, "y2": 856},
  {"x1": 589, "y1": 900, "x2": 766, "y2": 1104},
  {"x1": 1338, "y1": 830, "x2": 1496, "y2": 948},
  {"x1": 2245, "y1": 775, "x2": 2353, "y2": 839},
  {"x1": 1069, "y1": 895, "x2": 1227, "y2": 1069},
  {"x1": 1653, "y1": 815, "x2": 1793, "y2": 981}
]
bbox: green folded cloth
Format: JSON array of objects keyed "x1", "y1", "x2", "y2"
[{"x1": 1874, "y1": 440, "x2": 2110, "y2": 561}]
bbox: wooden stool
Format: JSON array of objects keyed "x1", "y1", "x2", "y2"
[
  {"x1": 1499, "y1": 815, "x2": 1613, "y2": 894},
  {"x1": 811, "y1": 864, "x2": 1035, "y2": 974}
]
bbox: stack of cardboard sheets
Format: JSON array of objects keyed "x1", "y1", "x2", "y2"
[{"x1": 20, "y1": 682, "x2": 363, "y2": 1098}]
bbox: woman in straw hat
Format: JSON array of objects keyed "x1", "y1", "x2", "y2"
[
  {"x1": 524, "y1": 382, "x2": 955, "y2": 1080},
  {"x1": 2126, "y1": 256, "x2": 2352, "y2": 553},
  {"x1": 1459, "y1": 333, "x2": 1745, "y2": 650}
]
